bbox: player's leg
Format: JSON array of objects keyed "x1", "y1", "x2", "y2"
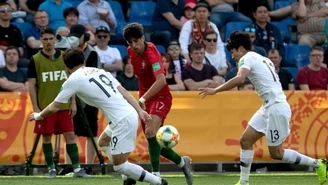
[
  {"x1": 266, "y1": 102, "x2": 327, "y2": 185},
  {"x1": 57, "y1": 110, "x2": 90, "y2": 177},
  {"x1": 236, "y1": 109, "x2": 266, "y2": 185},
  {"x1": 146, "y1": 97, "x2": 192, "y2": 185},
  {"x1": 110, "y1": 113, "x2": 168, "y2": 185},
  {"x1": 34, "y1": 113, "x2": 56, "y2": 178}
]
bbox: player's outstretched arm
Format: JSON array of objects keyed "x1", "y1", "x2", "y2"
[
  {"x1": 117, "y1": 86, "x2": 151, "y2": 122},
  {"x1": 214, "y1": 67, "x2": 250, "y2": 93},
  {"x1": 29, "y1": 101, "x2": 63, "y2": 121}
]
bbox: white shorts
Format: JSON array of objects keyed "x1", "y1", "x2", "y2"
[
  {"x1": 104, "y1": 112, "x2": 138, "y2": 155},
  {"x1": 248, "y1": 101, "x2": 291, "y2": 146}
]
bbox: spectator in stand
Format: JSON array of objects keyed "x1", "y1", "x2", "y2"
[
  {"x1": 207, "y1": 0, "x2": 252, "y2": 30},
  {"x1": 238, "y1": 79, "x2": 254, "y2": 91},
  {"x1": 56, "y1": 26, "x2": 69, "y2": 36},
  {"x1": 182, "y1": 43, "x2": 222, "y2": 90},
  {"x1": 94, "y1": 26, "x2": 123, "y2": 78},
  {"x1": 63, "y1": 7, "x2": 95, "y2": 46},
  {"x1": 238, "y1": 0, "x2": 270, "y2": 20},
  {"x1": 268, "y1": 49, "x2": 295, "y2": 90},
  {"x1": 252, "y1": 3, "x2": 285, "y2": 58},
  {"x1": 203, "y1": 30, "x2": 228, "y2": 77},
  {"x1": 167, "y1": 40, "x2": 187, "y2": 78},
  {"x1": 151, "y1": 0, "x2": 185, "y2": 49},
  {"x1": 243, "y1": 25, "x2": 267, "y2": 57},
  {"x1": 269, "y1": 0, "x2": 326, "y2": 47},
  {"x1": 19, "y1": 0, "x2": 45, "y2": 24},
  {"x1": 179, "y1": 0, "x2": 225, "y2": 64},
  {"x1": 180, "y1": 2, "x2": 196, "y2": 24},
  {"x1": 38, "y1": 0, "x2": 72, "y2": 31},
  {"x1": 0, "y1": 46, "x2": 28, "y2": 92},
  {"x1": 0, "y1": 3, "x2": 24, "y2": 62},
  {"x1": 297, "y1": 46, "x2": 328, "y2": 90},
  {"x1": 25, "y1": 10, "x2": 48, "y2": 59},
  {"x1": 116, "y1": 55, "x2": 139, "y2": 91},
  {"x1": 162, "y1": 53, "x2": 185, "y2": 91}
]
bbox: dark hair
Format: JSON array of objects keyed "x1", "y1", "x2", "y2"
[
  {"x1": 122, "y1": 55, "x2": 130, "y2": 69},
  {"x1": 161, "y1": 53, "x2": 173, "y2": 72},
  {"x1": 0, "y1": 2, "x2": 10, "y2": 7},
  {"x1": 268, "y1": 48, "x2": 280, "y2": 56},
  {"x1": 203, "y1": 30, "x2": 217, "y2": 39},
  {"x1": 35, "y1": 10, "x2": 47, "y2": 16},
  {"x1": 189, "y1": 42, "x2": 205, "y2": 53},
  {"x1": 63, "y1": 7, "x2": 79, "y2": 18},
  {"x1": 5, "y1": 46, "x2": 20, "y2": 57},
  {"x1": 63, "y1": 48, "x2": 85, "y2": 69},
  {"x1": 123, "y1": 23, "x2": 143, "y2": 42},
  {"x1": 227, "y1": 31, "x2": 252, "y2": 52},
  {"x1": 40, "y1": 26, "x2": 55, "y2": 36},
  {"x1": 253, "y1": 2, "x2": 269, "y2": 13},
  {"x1": 311, "y1": 45, "x2": 324, "y2": 53}
]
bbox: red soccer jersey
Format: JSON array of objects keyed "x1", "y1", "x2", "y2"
[{"x1": 128, "y1": 42, "x2": 172, "y2": 100}]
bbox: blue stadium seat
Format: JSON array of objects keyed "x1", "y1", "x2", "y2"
[
  {"x1": 129, "y1": 1, "x2": 155, "y2": 27},
  {"x1": 108, "y1": 1, "x2": 126, "y2": 24},
  {"x1": 110, "y1": 45, "x2": 127, "y2": 58},
  {"x1": 270, "y1": 22, "x2": 292, "y2": 44},
  {"x1": 224, "y1": 22, "x2": 251, "y2": 42},
  {"x1": 69, "y1": 0, "x2": 83, "y2": 7},
  {"x1": 116, "y1": 22, "x2": 127, "y2": 36},
  {"x1": 281, "y1": 67, "x2": 298, "y2": 84},
  {"x1": 286, "y1": 44, "x2": 310, "y2": 69},
  {"x1": 11, "y1": 22, "x2": 32, "y2": 38},
  {"x1": 155, "y1": 45, "x2": 166, "y2": 54},
  {"x1": 280, "y1": 16, "x2": 296, "y2": 26},
  {"x1": 225, "y1": 47, "x2": 234, "y2": 67},
  {"x1": 274, "y1": 0, "x2": 296, "y2": 10},
  {"x1": 19, "y1": 67, "x2": 28, "y2": 73}
]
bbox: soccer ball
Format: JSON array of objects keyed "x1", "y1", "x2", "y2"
[{"x1": 156, "y1": 125, "x2": 180, "y2": 148}]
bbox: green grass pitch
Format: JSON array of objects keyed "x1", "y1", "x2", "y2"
[{"x1": 0, "y1": 173, "x2": 322, "y2": 185}]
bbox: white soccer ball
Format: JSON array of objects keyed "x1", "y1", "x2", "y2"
[{"x1": 156, "y1": 125, "x2": 180, "y2": 148}]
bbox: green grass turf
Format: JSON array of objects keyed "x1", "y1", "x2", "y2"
[{"x1": 0, "y1": 173, "x2": 322, "y2": 185}]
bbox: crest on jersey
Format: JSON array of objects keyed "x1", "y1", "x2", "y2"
[{"x1": 141, "y1": 61, "x2": 146, "y2": 69}]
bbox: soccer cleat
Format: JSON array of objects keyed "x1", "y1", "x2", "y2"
[
  {"x1": 181, "y1": 156, "x2": 193, "y2": 185},
  {"x1": 315, "y1": 159, "x2": 328, "y2": 185},
  {"x1": 47, "y1": 169, "x2": 57, "y2": 178},
  {"x1": 123, "y1": 178, "x2": 137, "y2": 185},
  {"x1": 73, "y1": 169, "x2": 92, "y2": 178},
  {"x1": 234, "y1": 181, "x2": 249, "y2": 185},
  {"x1": 161, "y1": 178, "x2": 168, "y2": 185}
]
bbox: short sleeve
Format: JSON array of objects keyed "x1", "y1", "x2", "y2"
[
  {"x1": 157, "y1": 0, "x2": 171, "y2": 14},
  {"x1": 210, "y1": 65, "x2": 219, "y2": 77},
  {"x1": 113, "y1": 48, "x2": 122, "y2": 60},
  {"x1": 55, "y1": 79, "x2": 78, "y2": 103},
  {"x1": 296, "y1": 68, "x2": 308, "y2": 85},
  {"x1": 27, "y1": 57, "x2": 37, "y2": 78},
  {"x1": 148, "y1": 46, "x2": 165, "y2": 76},
  {"x1": 286, "y1": 71, "x2": 294, "y2": 84},
  {"x1": 238, "y1": 56, "x2": 252, "y2": 70}
]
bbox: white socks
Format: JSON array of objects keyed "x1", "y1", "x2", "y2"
[
  {"x1": 178, "y1": 157, "x2": 185, "y2": 168},
  {"x1": 114, "y1": 162, "x2": 162, "y2": 185},
  {"x1": 239, "y1": 149, "x2": 254, "y2": 184},
  {"x1": 282, "y1": 149, "x2": 319, "y2": 168}
]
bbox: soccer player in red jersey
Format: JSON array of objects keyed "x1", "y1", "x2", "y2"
[{"x1": 123, "y1": 23, "x2": 193, "y2": 185}]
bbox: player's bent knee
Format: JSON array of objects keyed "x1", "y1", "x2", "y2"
[
  {"x1": 62, "y1": 132, "x2": 76, "y2": 143},
  {"x1": 239, "y1": 137, "x2": 252, "y2": 149},
  {"x1": 113, "y1": 162, "x2": 127, "y2": 173},
  {"x1": 268, "y1": 146, "x2": 284, "y2": 160}
]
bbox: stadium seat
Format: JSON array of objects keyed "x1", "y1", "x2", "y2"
[
  {"x1": 274, "y1": 0, "x2": 296, "y2": 10},
  {"x1": 281, "y1": 67, "x2": 298, "y2": 84},
  {"x1": 69, "y1": 0, "x2": 83, "y2": 7},
  {"x1": 224, "y1": 22, "x2": 251, "y2": 42},
  {"x1": 270, "y1": 22, "x2": 292, "y2": 44},
  {"x1": 129, "y1": 1, "x2": 155, "y2": 27},
  {"x1": 110, "y1": 45, "x2": 127, "y2": 58},
  {"x1": 108, "y1": 1, "x2": 126, "y2": 24},
  {"x1": 116, "y1": 22, "x2": 127, "y2": 36},
  {"x1": 11, "y1": 22, "x2": 32, "y2": 38},
  {"x1": 225, "y1": 47, "x2": 234, "y2": 67},
  {"x1": 286, "y1": 44, "x2": 310, "y2": 69},
  {"x1": 155, "y1": 45, "x2": 166, "y2": 54},
  {"x1": 19, "y1": 67, "x2": 28, "y2": 73}
]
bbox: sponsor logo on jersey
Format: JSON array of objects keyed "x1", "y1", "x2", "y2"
[{"x1": 42, "y1": 70, "x2": 68, "y2": 82}]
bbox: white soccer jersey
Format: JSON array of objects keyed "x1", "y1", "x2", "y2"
[
  {"x1": 238, "y1": 51, "x2": 286, "y2": 107},
  {"x1": 55, "y1": 67, "x2": 136, "y2": 124}
]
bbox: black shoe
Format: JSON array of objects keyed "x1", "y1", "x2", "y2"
[
  {"x1": 123, "y1": 178, "x2": 137, "y2": 185},
  {"x1": 161, "y1": 178, "x2": 168, "y2": 185}
]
